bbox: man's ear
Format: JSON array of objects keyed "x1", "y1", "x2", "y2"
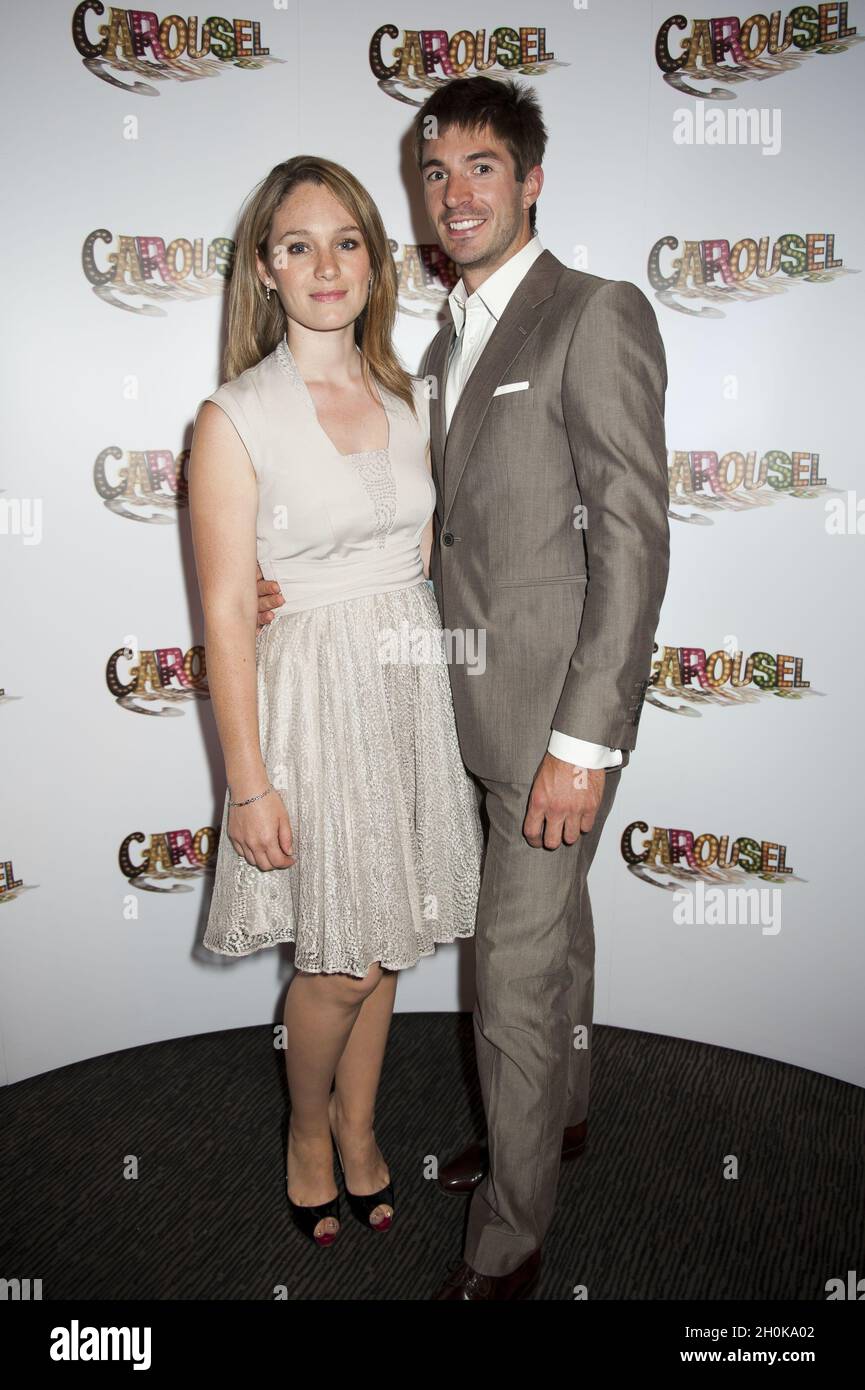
[{"x1": 524, "y1": 163, "x2": 543, "y2": 215}]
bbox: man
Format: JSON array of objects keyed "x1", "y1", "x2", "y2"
[{"x1": 256, "y1": 76, "x2": 670, "y2": 1299}]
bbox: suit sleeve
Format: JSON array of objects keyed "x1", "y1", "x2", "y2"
[{"x1": 552, "y1": 280, "x2": 669, "y2": 748}]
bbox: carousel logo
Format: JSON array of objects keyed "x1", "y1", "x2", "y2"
[
  {"x1": 369, "y1": 23, "x2": 568, "y2": 103},
  {"x1": 83, "y1": 228, "x2": 233, "y2": 313},
  {"x1": 95, "y1": 444, "x2": 188, "y2": 522},
  {"x1": 0, "y1": 859, "x2": 34, "y2": 904},
  {"x1": 72, "y1": 2, "x2": 284, "y2": 92},
  {"x1": 667, "y1": 447, "x2": 840, "y2": 521},
  {"x1": 649, "y1": 232, "x2": 857, "y2": 316},
  {"x1": 120, "y1": 822, "x2": 217, "y2": 892},
  {"x1": 648, "y1": 641, "x2": 821, "y2": 715},
  {"x1": 622, "y1": 822, "x2": 804, "y2": 891},
  {"x1": 107, "y1": 640, "x2": 208, "y2": 714},
  {"x1": 655, "y1": 7, "x2": 862, "y2": 97},
  {"x1": 388, "y1": 239, "x2": 459, "y2": 317}
]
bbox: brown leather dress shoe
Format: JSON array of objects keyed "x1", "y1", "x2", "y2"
[
  {"x1": 432, "y1": 1248, "x2": 541, "y2": 1300},
  {"x1": 438, "y1": 1120, "x2": 587, "y2": 1195}
]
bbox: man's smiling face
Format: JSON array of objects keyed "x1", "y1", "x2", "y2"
[{"x1": 420, "y1": 121, "x2": 542, "y2": 286}]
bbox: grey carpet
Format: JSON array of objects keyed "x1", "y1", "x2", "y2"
[{"x1": 2, "y1": 1015, "x2": 862, "y2": 1300}]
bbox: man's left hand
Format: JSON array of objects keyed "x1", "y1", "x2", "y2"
[{"x1": 523, "y1": 752, "x2": 606, "y2": 849}]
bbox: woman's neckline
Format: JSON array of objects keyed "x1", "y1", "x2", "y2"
[{"x1": 274, "y1": 334, "x2": 391, "y2": 460}]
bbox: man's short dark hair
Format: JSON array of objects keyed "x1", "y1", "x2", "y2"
[{"x1": 413, "y1": 76, "x2": 547, "y2": 234}]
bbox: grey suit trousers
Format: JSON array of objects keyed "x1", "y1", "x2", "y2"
[{"x1": 463, "y1": 764, "x2": 622, "y2": 1276}]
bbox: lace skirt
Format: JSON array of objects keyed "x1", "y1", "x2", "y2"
[{"x1": 203, "y1": 580, "x2": 483, "y2": 975}]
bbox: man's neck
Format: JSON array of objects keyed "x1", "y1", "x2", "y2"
[{"x1": 460, "y1": 230, "x2": 535, "y2": 298}]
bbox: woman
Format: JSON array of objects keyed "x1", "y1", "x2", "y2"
[{"x1": 188, "y1": 157, "x2": 483, "y2": 1248}]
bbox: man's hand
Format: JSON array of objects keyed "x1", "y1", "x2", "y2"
[
  {"x1": 523, "y1": 752, "x2": 606, "y2": 849},
  {"x1": 255, "y1": 564, "x2": 285, "y2": 631}
]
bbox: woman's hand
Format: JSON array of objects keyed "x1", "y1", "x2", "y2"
[{"x1": 228, "y1": 788, "x2": 296, "y2": 870}]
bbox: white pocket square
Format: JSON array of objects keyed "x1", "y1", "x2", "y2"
[{"x1": 493, "y1": 380, "x2": 530, "y2": 396}]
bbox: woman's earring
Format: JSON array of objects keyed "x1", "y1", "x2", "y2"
[{"x1": 266, "y1": 284, "x2": 271, "y2": 302}]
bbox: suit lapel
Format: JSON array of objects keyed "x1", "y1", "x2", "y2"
[{"x1": 427, "y1": 249, "x2": 563, "y2": 524}]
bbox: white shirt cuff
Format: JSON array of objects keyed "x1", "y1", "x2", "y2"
[{"x1": 547, "y1": 730, "x2": 623, "y2": 769}]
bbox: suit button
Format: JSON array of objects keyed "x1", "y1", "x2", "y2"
[{"x1": 442, "y1": 531, "x2": 454, "y2": 546}]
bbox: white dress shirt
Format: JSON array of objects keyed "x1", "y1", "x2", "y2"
[{"x1": 444, "y1": 236, "x2": 623, "y2": 771}]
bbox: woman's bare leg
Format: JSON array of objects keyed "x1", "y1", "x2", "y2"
[
  {"x1": 328, "y1": 967, "x2": 398, "y2": 1227},
  {"x1": 283, "y1": 963, "x2": 386, "y2": 1240}
]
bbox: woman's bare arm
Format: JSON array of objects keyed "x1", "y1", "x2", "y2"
[{"x1": 188, "y1": 401, "x2": 269, "y2": 801}]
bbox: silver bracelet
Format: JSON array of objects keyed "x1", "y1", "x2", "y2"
[{"x1": 228, "y1": 783, "x2": 274, "y2": 808}]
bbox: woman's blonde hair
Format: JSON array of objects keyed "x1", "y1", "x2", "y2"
[{"x1": 223, "y1": 155, "x2": 416, "y2": 418}]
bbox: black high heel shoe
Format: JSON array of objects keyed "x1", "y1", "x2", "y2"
[
  {"x1": 282, "y1": 1111, "x2": 341, "y2": 1247},
  {"x1": 330, "y1": 1127, "x2": 395, "y2": 1232},
  {"x1": 285, "y1": 1176, "x2": 341, "y2": 1247}
]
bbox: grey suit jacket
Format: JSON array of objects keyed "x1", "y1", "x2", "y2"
[{"x1": 419, "y1": 248, "x2": 670, "y2": 783}]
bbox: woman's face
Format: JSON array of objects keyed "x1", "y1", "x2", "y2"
[{"x1": 258, "y1": 182, "x2": 372, "y2": 334}]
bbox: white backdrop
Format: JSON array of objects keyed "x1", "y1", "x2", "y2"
[{"x1": 2, "y1": 1, "x2": 863, "y2": 1087}]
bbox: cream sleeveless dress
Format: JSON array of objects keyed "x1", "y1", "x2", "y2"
[{"x1": 195, "y1": 334, "x2": 483, "y2": 974}]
